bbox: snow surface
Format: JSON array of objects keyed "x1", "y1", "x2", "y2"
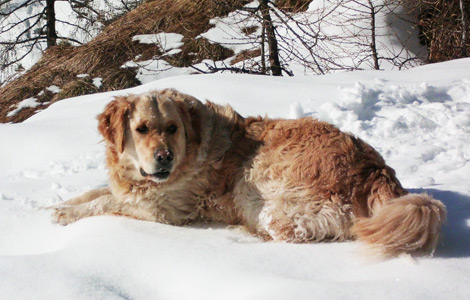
[{"x1": 1, "y1": 59, "x2": 470, "y2": 299}]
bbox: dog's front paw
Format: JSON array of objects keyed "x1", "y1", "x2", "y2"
[{"x1": 51, "y1": 206, "x2": 80, "y2": 226}]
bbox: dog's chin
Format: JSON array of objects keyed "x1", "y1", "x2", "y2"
[{"x1": 139, "y1": 168, "x2": 171, "y2": 183}]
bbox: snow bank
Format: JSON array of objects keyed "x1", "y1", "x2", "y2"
[{"x1": 0, "y1": 59, "x2": 469, "y2": 299}]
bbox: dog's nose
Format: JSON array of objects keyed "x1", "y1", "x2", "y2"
[{"x1": 154, "y1": 149, "x2": 173, "y2": 165}]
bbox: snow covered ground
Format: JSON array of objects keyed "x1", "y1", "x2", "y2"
[{"x1": 1, "y1": 58, "x2": 470, "y2": 299}]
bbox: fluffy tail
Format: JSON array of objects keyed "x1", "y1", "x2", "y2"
[{"x1": 352, "y1": 193, "x2": 446, "y2": 257}]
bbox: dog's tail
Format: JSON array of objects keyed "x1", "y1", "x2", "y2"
[{"x1": 352, "y1": 171, "x2": 446, "y2": 257}]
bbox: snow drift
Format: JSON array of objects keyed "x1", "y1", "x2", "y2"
[{"x1": 0, "y1": 58, "x2": 469, "y2": 299}]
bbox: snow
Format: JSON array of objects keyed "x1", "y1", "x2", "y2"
[
  {"x1": 1, "y1": 58, "x2": 470, "y2": 299},
  {"x1": 289, "y1": 102, "x2": 304, "y2": 119},
  {"x1": 198, "y1": 0, "x2": 425, "y2": 75},
  {"x1": 92, "y1": 78, "x2": 103, "y2": 89},
  {"x1": 46, "y1": 85, "x2": 61, "y2": 93},
  {"x1": 6, "y1": 97, "x2": 41, "y2": 117},
  {"x1": 124, "y1": 32, "x2": 192, "y2": 84},
  {"x1": 0, "y1": 0, "x2": 134, "y2": 83},
  {"x1": 200, "y1": 1, "x2": 260, "y2": 55},
  {"x1": 114, "y1": 0, "x2": 427, "y2": 84},
  {"x1": 124, "y1": 59, "x2": 192, "y2": 84},
  {"x1": 132, "y1": 33, "x2": 185, "y2": 52}
]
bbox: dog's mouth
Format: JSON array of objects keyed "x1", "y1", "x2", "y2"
[{"x1": 139, "y1": 168, "x2": 171, "y2": 181}]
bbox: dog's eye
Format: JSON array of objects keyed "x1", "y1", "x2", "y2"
[
  {"x1": 136, "y1": 124, "x2": 149, "y2": 134},
  {"x1": 166, "y1": 124, "x2": 177, "y2": 135}
]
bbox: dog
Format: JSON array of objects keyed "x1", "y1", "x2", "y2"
[{"x1": 52, "y1": 89, "x2": 446, "y2": 256}]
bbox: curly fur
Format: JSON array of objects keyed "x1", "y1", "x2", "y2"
[{"x1": 52, "y1": 89, "x2": 446, "y2": 257}]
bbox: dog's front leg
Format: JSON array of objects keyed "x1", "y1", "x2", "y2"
[
  {"x1": 52, "y1": 193, "x2": 161, "y2": 225},
  {"x1": 52, "y1": 193, "x2": 117, "y2": 225}
]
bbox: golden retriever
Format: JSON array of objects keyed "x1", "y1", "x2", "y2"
[{"x1": 52, "y1": 89, "x2": 446, "y2": 256}]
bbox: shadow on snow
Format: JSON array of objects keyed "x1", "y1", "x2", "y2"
[{"x1": 409, "y1": 188, "x2": 470, "y2": 259}]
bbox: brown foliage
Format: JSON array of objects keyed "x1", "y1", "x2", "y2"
[
  {"x1": 408, "y1": 0, "x2": 470, "y2": 62},
  {"x1": 0, "y1": 0, "x2": 249, "y2": 123},
  {"x1": 275, "y1": 0, "x2": 312, "y2": 13},
  {"x1": 230, "y1": 48, "x2": 262, "y2": 65},
  {"x1": 167, "y1": 37, "x2": 235, "y2": 68}
]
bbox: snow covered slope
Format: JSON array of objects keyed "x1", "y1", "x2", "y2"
[{"x1": 0, "y1": 58, "x2": 469, "y2": 299}]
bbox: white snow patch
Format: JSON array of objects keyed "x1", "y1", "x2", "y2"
[
  {"x1": 7, "y1": 98, "x2": 41, "y2": 117},
  {"x1": 92, "y1": 78, "x2": 103, "y2": 89},
  {"x1": 132, "y1": 33, "x2": 184, "y2": 52},
  {"x1": 164, "y1": 48, "x2": 182, "y2": 56},
  {"x1": 200, "y1": 1, "x2": 260, "y2": 55},
  {"x1": 289, "y1": 102, "x2": 304, "y2": 119},
  {"x1": 124, "y1": 32, "x2": 190, "y2": 83},
  {"x1": 46, "y1": 85, "x2": 61, "y2": 94},
  {"x1": 123, "y1": 59, "x2": 192, "y2": 84}
]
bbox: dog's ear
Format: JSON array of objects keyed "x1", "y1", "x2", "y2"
[
  {"x1": 175, "y1": 98, "x2": 202, "y2": 145},
  {"x1": 97, "y1": 96, "x2": 131, "y2": 153}
]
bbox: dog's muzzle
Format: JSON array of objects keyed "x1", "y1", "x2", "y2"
[{"x1": 139, "y1": 148, "x2": 174, "y2": 181}]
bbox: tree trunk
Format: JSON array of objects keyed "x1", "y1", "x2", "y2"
[
  {"x1": 261, "y1": 23, "x2": 267, "y2": 74},
  {"x1": 259, "y1": 0, "x2": 282, "y2": 76},
  {"x1": 460, "y1": 0, "x2": 468, "y2": 57},
  {"x1": 45, "y1": 0, "x2": 57, "y2": 48},
  {"x1": 367, "y1": 0, "x2": 380, "y2": 70}
]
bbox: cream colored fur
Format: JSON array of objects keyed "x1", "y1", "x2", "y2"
[{"x1": 52, "y1": 89, "x2": 446, "y2": 257}]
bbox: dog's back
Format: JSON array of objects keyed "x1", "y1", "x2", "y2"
[{"x1": 234, "y1": 117, "x2": 446, "y2": 256}]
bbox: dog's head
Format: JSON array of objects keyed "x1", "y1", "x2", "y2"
[{"x1": 98, "y1": 89, "x2": 202, "y2": 183}]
